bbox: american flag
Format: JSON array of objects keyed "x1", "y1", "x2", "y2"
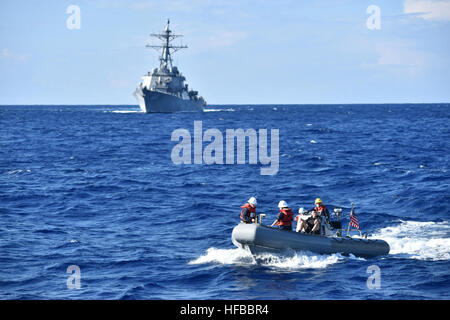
[{"x1": 349, "y1": 207, "x2": 360, "y2": 230}]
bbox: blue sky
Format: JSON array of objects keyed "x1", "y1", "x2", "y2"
[{"x1": 1, "y1": 0, "x2": 449, "y2": 105}]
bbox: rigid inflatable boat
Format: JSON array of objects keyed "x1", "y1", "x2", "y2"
[{"x1": 231, "y1": 222, "x2": 390, "y2": 258}]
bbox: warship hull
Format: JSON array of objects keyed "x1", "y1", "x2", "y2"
[
  {"x1": 134, "y1": 87, "x2": 204, "y2": 113},
  {"x1": 232, "y1": 223, "x2": 390, "y2": 258}
]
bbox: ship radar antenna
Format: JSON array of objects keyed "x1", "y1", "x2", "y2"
[{"x1": 146, "y1": 19, "x2": 187, "y2": 71}]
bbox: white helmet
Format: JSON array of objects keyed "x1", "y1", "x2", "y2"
[
  {"x1": 298, "y1": 207, "x2": 306, "y2": 214},
  {"x1": 278, "y1": 200, "x2": 289, "y2": 208},
  {"x1": 248, "y1": 197, "x2": 257, "y2": 206}
]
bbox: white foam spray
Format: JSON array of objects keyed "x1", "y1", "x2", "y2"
[
  {"x1": 189, "y1": 247, "x2": 255, "y2": 266},
  {"x1": 372, "y1": 220, "x2": 450, "y2": 261},
  {"x1": 203, "y1": 108, "x2": 235, "y2": 112},
  {"x1": 111, "y1": 110, "x2": 143, "y2": 113},
  {"x1": 190, "y1": 220, "x2": 449, "y2": 270},
  {"x1": 189, "y1": 247, "x2": 347, "y2": 270}
]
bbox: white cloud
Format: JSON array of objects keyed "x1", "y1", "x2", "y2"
[
  {"x1": 403, "y1": 0, "x2": 450, "y2": 20},
  {"x1": 182, "y1": 29, "x2": 247, "y2": 52},
  {"x1": 372, "y1": 40, "x2": 429, "y2": 76},
  {"x1": 205, "y1": 31, "x2": 247, "y2": 48},
  {"x1": 94, "y1": 0, "x2": 229, "y2": 13},
  {"x1": 95, "y1": 0, "x2": 153, "y2": 10},
  {"x1": 376, "y1": 43, "x2": 426, "y2": 67},
  {"x1": 129, "y1": 2, "x2": 154, "y2": 10},
  {"x1": 1, "y1": 48, "x2": 29, "y2": 62}
]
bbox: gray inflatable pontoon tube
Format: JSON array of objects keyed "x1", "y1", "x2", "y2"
[{"x1": 231, "y1": 223, "x2": 390, "y2": 258}]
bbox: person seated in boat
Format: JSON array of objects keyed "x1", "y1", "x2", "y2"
[
  {"x1": 270, "y1": 200, "x2": 293, "y2": 231},
  {"x1": 240, "y1": 197, "x2": 257, "y2": 223},
  {"x1": 295, "y1": 207, "x2": 307, "y2": 232},
  {"x1": 297, "y1": 210, "x2": 321, "y2": 234},
  {"x1": 308, "y1": 211, "x2": 322, "y2": 234},
  {"x1": 311, "y1": 198, "x2": 330, "y2": 223}
]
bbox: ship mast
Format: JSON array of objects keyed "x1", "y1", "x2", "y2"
[{"x1": 146, "y1": 19, "x2": 187, "y2": 71}]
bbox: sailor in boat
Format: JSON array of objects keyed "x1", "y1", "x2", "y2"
[
  {"x1": 270, "y1": 200, "x2": 294, "y2": 231},
  {"x1": 311, "y1": 198, "x2": 330, "y2": 223},
  {"x1": 240, "y1": 197, "x2": 257, "y2": 224}
]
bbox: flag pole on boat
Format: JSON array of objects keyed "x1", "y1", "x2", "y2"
[{"x1": 346, "y1": 202, "x2": 354, "y2": 236}]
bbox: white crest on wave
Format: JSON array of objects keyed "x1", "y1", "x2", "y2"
[{"x1": 111, "y1": 110, "x2": 143, "y2": 113}]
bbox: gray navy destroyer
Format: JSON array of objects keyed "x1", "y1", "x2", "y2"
[{"x1": 134, "y1": 19, "x2": 206, "y2": 113}]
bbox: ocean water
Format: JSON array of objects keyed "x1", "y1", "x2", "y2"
[{"x1": 0, "y1": 104, "x2": 449, "y2": 300}]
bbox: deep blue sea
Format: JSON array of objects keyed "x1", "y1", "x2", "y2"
[{"x1": 1, "y1": 104, "x2": 449, "y2": 300}]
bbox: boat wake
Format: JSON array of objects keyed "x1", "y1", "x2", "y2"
[
  {"x1": 189, "y1": 247, "x2": 352, "y2": 270},
  {"x1": 190, "y1": 220, "x2": 449, "y2": 271},
  {"x1": 203, "y1": 108, "x2": 235, "y2": 112},
  {"x1": 371, "y1": 220, "x2": 450, "y2": 261},
  {"x1": 189, "y1": 247, "x2": 255, "y2": 266},
  {"x1": 110, "y1": 110, "x2": 143, "y2": 113},
  {"x1": 253, "y1": 251, "x2": 349, "y2": 270}
]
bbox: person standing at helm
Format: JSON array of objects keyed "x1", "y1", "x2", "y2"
[
  {"x1": 312, "y1": 198, "x2": 330, "y2": 223},
  {"x1": 270, "y1": 200, "x2": 294, "y2": 231},
  {"x1": 240, "y1": 197, "x2": 257, "y2": 223}
]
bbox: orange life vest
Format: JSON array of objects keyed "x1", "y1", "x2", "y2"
[
  {"x1": 276, "y1": 208, "x2": 293, "y2": 226},
  {"x1": 240, "y1": 203, "x2": 256, "y2": 222},
  {"x1": 314, "y1": 204, "x2": 328, "y2": 217}
]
